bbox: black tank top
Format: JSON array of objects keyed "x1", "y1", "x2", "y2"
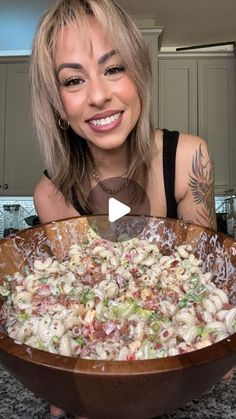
[
  {"x1": 44, "y1": 129, "x2": 179, "y2": 219},
  {"x1": 162, "y1": 129, "x2": 179, "y2": 219}
]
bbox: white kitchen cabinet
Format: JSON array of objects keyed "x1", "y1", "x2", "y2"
[
  {"x1": 158, "y1": 54, "x2": 236, "y2": 193},
  {"x1": 198, "y1": 59, "x2": 236, "y2": 193},
  {"x1": 0, "y1": 60, "x2": 42, "y2": 196},
  {"x1": 158, "y1": 59, "x2": 198, "y2": 134}
]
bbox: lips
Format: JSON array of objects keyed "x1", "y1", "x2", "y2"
[
  {"x1": 86, "y1": 111, "x2": 123, "y2": 131},
  {"x1": 89, "y1": 112, "x2": 121, "y2": 127}
]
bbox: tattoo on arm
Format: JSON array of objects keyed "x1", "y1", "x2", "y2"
[{"x1": 188, "y1": 143, "x2": 216, "y2": 229}]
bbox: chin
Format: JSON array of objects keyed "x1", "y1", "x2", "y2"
[{"x1": 88, "y1": 136, "x2": 128, "y2": 152}]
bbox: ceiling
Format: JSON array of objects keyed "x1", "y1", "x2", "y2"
[
  {"x1": 0, "y1": 0, "x2": 236, "y2": 51},
  {"x1": 117, "y1": 0, "x2": 236, "y2": 48}
]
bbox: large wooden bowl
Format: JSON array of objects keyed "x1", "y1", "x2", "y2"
[{"x1": 0, "y1": 216, "x2": 236, "y2": 419}]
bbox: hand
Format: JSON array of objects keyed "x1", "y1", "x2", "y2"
[
  {"x1": 223, "y1": 369, "x2": 234, "y2": 383},
  {"x1": 50, "y1": 404, "x2": 65, "y2": 418},
  {"x1": 50, "y1": 405, "x2": 88, "y2": 419}
]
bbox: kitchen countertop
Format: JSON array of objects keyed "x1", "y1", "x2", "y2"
[{"x1": 0, "y1": 364, "x2": 235, "y2": 419}]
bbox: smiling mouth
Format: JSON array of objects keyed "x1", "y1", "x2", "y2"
[{"x1": 88, "y1": 112, "x2": 122, "y2": 127}]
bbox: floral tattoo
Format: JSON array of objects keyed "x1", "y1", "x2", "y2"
[{"x1": 189, "y1": 143, "x2": 216, "y2": 229}]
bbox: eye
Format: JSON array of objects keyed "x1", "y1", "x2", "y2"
[
  {"x1": 61, "y1": 77, "x2": 84, "y2": 87},
  {"x1": 105, "y1": 65, "x2": 125, "y2": 76}
]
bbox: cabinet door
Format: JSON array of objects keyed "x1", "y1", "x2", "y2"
[
  {"x1": 159, "y1": 59, "x2": 198, "y2": 134},
  {"x1": 3, "y1": 63, "x2": 42, "y2": 196},
  {"x1": 198, "y1": 59, "x2": 236, "y2": 193},
  {"x1": 0, "y1": 65, "x2": 6, "y2": 192}
]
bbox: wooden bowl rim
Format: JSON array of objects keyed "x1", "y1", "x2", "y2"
[{"x1": 0, "y1": 331, "x2": 235, "y2": 375}]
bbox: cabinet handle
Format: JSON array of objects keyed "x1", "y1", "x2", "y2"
[{"x1": 4, "y1": 184, "x2": 8, "y2": 189}]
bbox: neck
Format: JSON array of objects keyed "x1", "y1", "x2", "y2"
[{"x1": 87, "y1": 142, "x2": 128, "y2": 178}]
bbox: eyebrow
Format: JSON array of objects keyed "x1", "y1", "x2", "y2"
[{"x1": 56, "y1": 49, "x2": 117, "y2": 77}]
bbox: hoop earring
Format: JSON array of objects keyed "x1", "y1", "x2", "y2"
[{"x1": 58, "y1": 117, "x2": 69, "y2": 130}]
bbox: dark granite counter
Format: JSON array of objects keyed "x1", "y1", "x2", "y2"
[{"x1": 0, "y1": 364, "x2": 235, "y2": 419}]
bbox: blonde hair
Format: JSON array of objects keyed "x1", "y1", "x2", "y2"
[{"x1": 30, "y1": 0, "x2": 155, "y2": 211}]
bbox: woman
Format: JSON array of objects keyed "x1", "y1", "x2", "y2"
[
  {"x1": 30, "y1": 0, "x2": 217, "y2": 417},
  {"x1": 31, "y1": 0, "x2": 216, "y2": 229}
]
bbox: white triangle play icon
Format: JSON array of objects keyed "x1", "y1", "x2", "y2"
[{"x1": 108, "y1": 197, "x2": 131, "y2": 222}]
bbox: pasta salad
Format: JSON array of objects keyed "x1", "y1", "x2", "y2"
[{"x1": 0, "y1": 233, "x2": 236, "y2": 360}]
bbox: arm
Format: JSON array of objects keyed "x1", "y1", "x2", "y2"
[
  {"x1": 175, "y1": 135, "x2": 234, "y2": 380},
  {"x1": 175, "y1": 134, "x2": 217, "y2": 230},
  {"x1": 34, "y1": 175, "x2": 79, "y2": 224}
]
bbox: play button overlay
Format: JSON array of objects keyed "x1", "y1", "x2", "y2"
[
  {"x1": 86, "y1": 177, "x2": 150, "y2": 241},
  {"x1": 108, "y1": 198, "x2": 130, "y2": 222}
]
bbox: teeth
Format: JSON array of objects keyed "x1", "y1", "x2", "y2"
[{"x1": 89, "y1": 112, "x2": 121, "y2": 126}]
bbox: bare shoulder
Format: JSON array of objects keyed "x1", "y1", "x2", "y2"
[
  {"x1": 153, "y1": 129, "x2": 210, "y2": 165},
  {"x1": 34, "y1": 175, "x2": 60, "y2": 209},
  {"x1": 34, "y1": 175, "x2": 55, "y2": 198},
  {"x1": 153, "y1": 129, "x2": 204, "y2": 154},
  {"x1": 34, "y1": 175, "x2": 79, "y2": 224},
  {"x1": 178, "y1": 132, "x2": 209, "y2": 153},
  {"x1": 176, "y1": 133, "x2": 213, "y2": 189}
]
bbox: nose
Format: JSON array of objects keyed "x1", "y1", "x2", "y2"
[{"x1": 88, "y1": 77, "x2": 111, "y2": 108}]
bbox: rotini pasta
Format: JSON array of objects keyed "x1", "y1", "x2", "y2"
[{"x1": 0, "y1": 231, "x2": 235, "y2": 361}]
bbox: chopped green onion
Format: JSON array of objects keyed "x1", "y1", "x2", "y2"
[
  {"x1": 51, "y1": 336, "x2": 60, "y2": 344},
  {"x1": 19, "y1": 312, "x2": 29, "y2": 321},
  {"x1": 80, "y1": 288, "x2": 94, "y2": 304},
  {"x1": 76, "y1": 336, "x2": 85, "y2": 346}
]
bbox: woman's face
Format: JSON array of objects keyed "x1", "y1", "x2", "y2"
[{"x1": 55, "y1": 18, "x2": 141, "y2": 151}]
